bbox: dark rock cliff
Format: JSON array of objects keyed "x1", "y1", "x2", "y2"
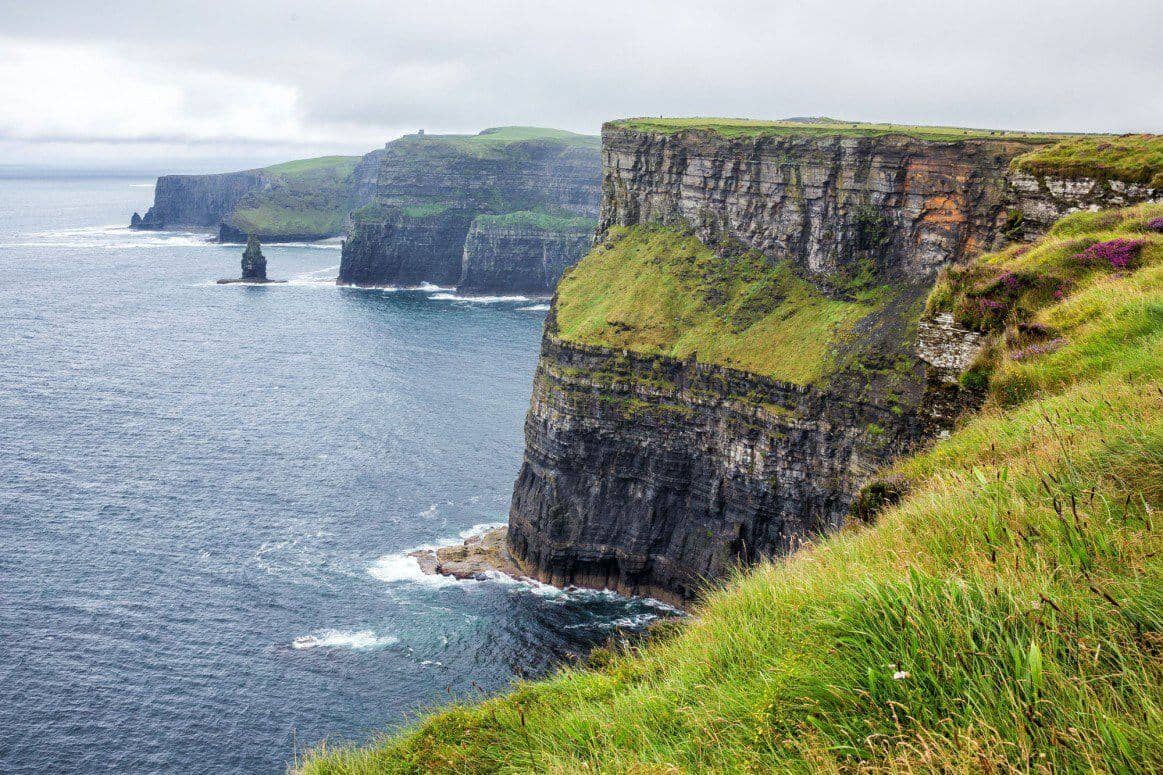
[
  {"x1": 337, "y1": 129, "x2": 601, "y2": 288},
  {"x1": 133, "y1": 171, "x2": 269, "y2": 230},
  {"x1": 457, "y1": 215, "x2": 595, "y2": 295},
  {"x1": 505, "y1": 124, "x2": 1031, "y2": 604},
  {"x1": 598, "y1": 125, "x2": 1042, "y2": 280}
]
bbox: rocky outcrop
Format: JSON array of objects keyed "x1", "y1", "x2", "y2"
[
  {"x1": 216, "y1": 236, "x2": 284, "y2": 284},
  {"x1": 337, "y1": 129, "x2": 601, "y2": 288},
  {"x1": 1004, "y1": 171, "x2": 1159, "y2": 237},
  {"x1": 457, "y1": 215, "x2": 596, "y2": 295},
  {"x1": 133, "y1": 171, "x2": 269, "y2": 230},
  {"x1": 598, "y1": 125, "x2": 1042, "y2": 280}
]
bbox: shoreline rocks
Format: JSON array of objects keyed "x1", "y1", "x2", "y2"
[{"x1": 409, "y1": 527, "x2": 523, "y2": 581}]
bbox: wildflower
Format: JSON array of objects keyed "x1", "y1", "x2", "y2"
[
  {"x1": 1146, "y1": 217, "x2": 1163, "y2": 233},
  {"x1": 999, "y1": 272, "x2": 1021, "y2": 289},
  {"x1": 893, "y1": 670, "x2": 910, "y2": 680},
  {"x1": 1073, "y1": 238, "x2": 1143, "y2": 270}
]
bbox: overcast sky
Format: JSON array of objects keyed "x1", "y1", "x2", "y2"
[{"x1": 1, "y1": 0, "x2": 1160, "y2": 172}]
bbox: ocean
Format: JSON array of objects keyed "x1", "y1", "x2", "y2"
[{"x1": 0, "y1": 175, "x2": 671, "y2": 773}]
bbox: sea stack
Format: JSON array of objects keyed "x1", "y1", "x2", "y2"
[
  {"x1": 241, "y1": 235, "x2": 267, "y2": 280},
  {"x1": 217, "y1": 235, "x2": 285, "y2": 284}
]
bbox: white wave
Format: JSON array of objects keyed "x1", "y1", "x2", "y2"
[
  {"x1": 129, "y1": 183, "x2": 155, "y2": 187},
  {"x1": 366, "y1": 521, "x2": 506, "y2": 589},
  {"x1": 6, "y1": 224, "x2": 215, "y2": 250},
  {"x1": 291, "y1": 629, "x2": 398, "y2": 651},
  {"x1": 565, "y1": 612, "x2": 663, "y2": 631},
  {"x1": 459, "y1": 521, "x2": 506, "y2": 540},
  {"x1": 517, "y1": 303, "x2": 551, "y2": 312},
  {"x1": 428, "y1": 292, "x2": 539, "y2": 304},
  {"x1": 367, "y1": 552, "x2": 461, "y2": 587}
]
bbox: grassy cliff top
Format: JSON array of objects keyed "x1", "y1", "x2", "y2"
[
  {"x1": 608, "y1": 116, "x2": 1069, "y2": 143},
  {"x1": 472, "y1": 210, "x2": 596, "y2": 231},
  {"x1": 387, "y1": 126, "x2": 600, "y2": 158},
  {"x1": 552, "y1": 226, "x2": 887, "y2": 385},
  {"x1": 296, "y1": 204, "x2": 1162, "y2": 773},
  {"x1": 258, "y1": 155, "x2": 361, "y2": 179},
  {"x1": 224, "y1": 156, "x2": 363, "y2": 238},
  {"x1": 1010, "y1": 135, "x2": 1163, "y2": 187}
]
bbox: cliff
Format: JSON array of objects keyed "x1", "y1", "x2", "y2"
[
  {"x1": 336, "y1": 127, "x2": 601, "y2": 288},
  {"x1": 134, "y1": 170, "x2": 269, "y2": 230},
  {"x1": 506, "y1": 119, "x2": 1160, "y2": 603},
  {"x1": 299, "y1": 199, "x2": 1163, "y2": 774},
  {"x1": 133, "y1": 156, "x2": 364, "y2": 241},
  {"x1": 457, "y1": 212, "x2": 596, "y2": 294}
]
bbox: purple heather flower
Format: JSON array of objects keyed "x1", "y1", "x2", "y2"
[
  {"x1": 1074, "y1": 238, "x2": 1143, "y2": 270},
  {"x1": 1147, "y1": 217, "x2": 1163, "y2": 233},
  {"x1": 1000, "y1": 272, "x2": 1021, "y2": 289}
]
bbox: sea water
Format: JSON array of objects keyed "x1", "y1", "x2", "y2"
[{"x1": 0, "y1": 174, "x2": 672, "y2": 773}]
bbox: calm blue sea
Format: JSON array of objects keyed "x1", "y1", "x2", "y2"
[{"x1": 0, "y1": 176, "x2": 669, "y2": 774}]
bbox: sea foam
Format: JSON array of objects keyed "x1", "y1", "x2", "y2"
[{"x1": 291, "y1": 629, "x2": 398, "y2": 651}]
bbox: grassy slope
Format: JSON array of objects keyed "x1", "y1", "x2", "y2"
[
  {"x1": 225, "y1": 155, "x2": 362, "y2": 238},
  {"x1": 297, "y1": 204, "x2": 1161, "y2": 774},
  {"x1": 553, "y1": 226, "x2": 886, "y2": 385},
  {"x1": 1010, "y1": 136, "x2": 1163, "y2": 187}
]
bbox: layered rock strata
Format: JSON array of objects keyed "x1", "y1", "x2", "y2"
[{"x1": 458, "y1": 216, "x2": 595, "y2": 294}]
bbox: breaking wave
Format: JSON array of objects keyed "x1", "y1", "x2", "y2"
[{"x1": 291, "y1": 629, "x2": 398, "y2": 651}]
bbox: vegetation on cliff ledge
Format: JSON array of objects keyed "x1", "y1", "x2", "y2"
[
  {"x1": 1010, "y1": 135, "x2": 1163, "y2": 187},
  {"x1": 297, "y1": 205, "x2": 1160, "y2": 774},
  {"x1": 553, "y1": 225, "x2": 889, "y2": 385},
  {"x1": 224, "y1": 155, "x2": 361, "y2": 238},
  {"x1": 472, "y1": 211, "x2": 596, "y2": 232}
]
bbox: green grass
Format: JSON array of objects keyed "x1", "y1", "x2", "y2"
[
  {"x1": 926, "y1": 202, "x2": 1163, "y2": 396},
  {"x1": 259, "y1": 155, "x2": 361, "y2": 177},
  {"x1": 609, "y1": 117, "x2": 1069, "y2": 143},
  {"x1": 389, "y1": 126, "x2": 599, "y2": 159},
  {"x1": 1010, "y1": 135, "x2": 1163, "y2": 187},
  {"x1": 472, "y1": 211, "x2": 596, "y2": 231},
  {"x1": 295, "y1": 205, "x2": 1162, "y2": 774},
  {"x1": 223, "y1": 156, "x2": 362, "y2": 238},
  {"x1": 552, "y1": 226, "x2": 886, "y2": 384}
]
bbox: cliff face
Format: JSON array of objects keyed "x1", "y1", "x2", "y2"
[
  {"x1": 506, "y1": 124, "x2": 1030, "y2": 603},
  {"x1": 1004, "y1": 171, "x2": 1159, "y2": 237},
  {"x1": 340, "y1": 209, "x2": 475, "y2": 287},
  {"x1": 457, "y1": 215, "x2": 595, "y2": 294},
  {"x1": 508, "y1": 305, "x2": 978, "y2": 604},
  {"x1": 135, "y1": 171, "x2": 268, "y2": 230},
  {"x1": 598, "y1": 126, "x2": 1041, "y2": 280},
  {"x1": 337, "y1": 128, "x2": 601, "y2": 288}
]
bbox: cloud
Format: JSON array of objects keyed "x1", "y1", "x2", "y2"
[{"x1": 0, "y1": 0, "x2": 1160, "y2": 168}]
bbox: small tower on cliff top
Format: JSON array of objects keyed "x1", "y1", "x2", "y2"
[{"x1": 241, "y1": 235, "x2": 267, "y2": 281}]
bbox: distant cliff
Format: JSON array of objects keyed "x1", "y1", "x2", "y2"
[
  {"x1": 458, "y1": 212, "x2": 596, "y2": 294},
  {"x1": 133, "y1": 156, "x2": 364, "y2": 242},
  {"x1": 506, "y1": 119, "x2": 1160, "y2": 603},
  {"x1": 134, "y1": 171, "x2": 269, "y2": 230},
  {"x1": 337, "y1": 127, "x2": 601, "y2": 289}
]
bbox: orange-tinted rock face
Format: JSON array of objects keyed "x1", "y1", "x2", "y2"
[{"x1": 599, "y1": 125, "x2": 1035, "y2": 281}]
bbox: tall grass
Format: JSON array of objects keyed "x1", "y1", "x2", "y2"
[{"x1": 296, "y1": 206, "x2": 1161, "y2": 774}]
